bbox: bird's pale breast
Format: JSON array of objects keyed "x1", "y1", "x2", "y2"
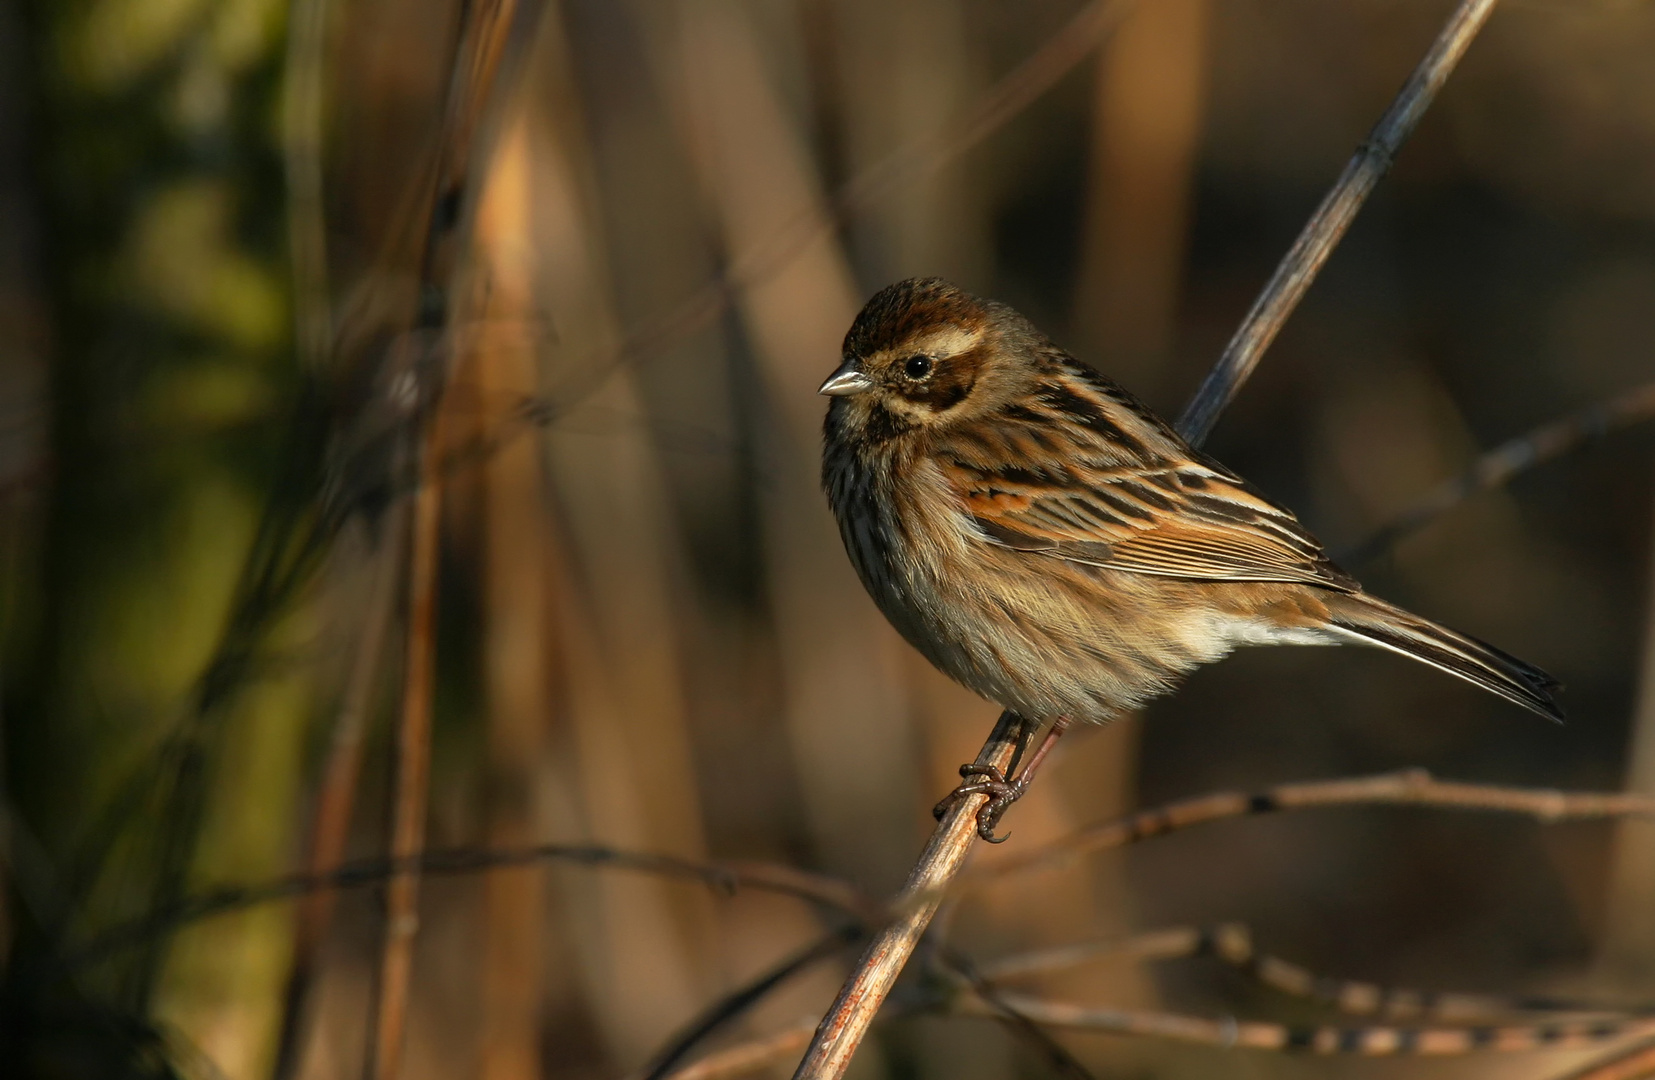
[{"x1": 833, "y1": 448, "x2": 1264, "y2": 723}]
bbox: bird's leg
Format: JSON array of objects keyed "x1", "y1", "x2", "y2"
[{"x1": 933, "y1": 717, "x2": 1072, "y2": 843}]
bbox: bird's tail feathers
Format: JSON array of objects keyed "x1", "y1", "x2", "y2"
[{"x1": 1325, "y1": 595, "x2": 1563, "y2": 723}]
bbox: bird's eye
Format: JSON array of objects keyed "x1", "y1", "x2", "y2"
[{"x1": 903, "y1": 355, "x2": 933, "y2": 379}]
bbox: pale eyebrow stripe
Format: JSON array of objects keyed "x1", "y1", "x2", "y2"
[{"x1": 914, "y1": 326, "x2": 981, "y2": 358}]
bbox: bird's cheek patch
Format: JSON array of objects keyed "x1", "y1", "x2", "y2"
[
  {"x1": 901, "y1": 351, "x2": 983, "y2": 412},
  {"x1": 901, "y1": 373, "x2": 972, "y2": 411}
]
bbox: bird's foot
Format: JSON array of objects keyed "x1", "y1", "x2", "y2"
[{"x1": 932, "y1": 763, "x2": 1029, "y2": 844}]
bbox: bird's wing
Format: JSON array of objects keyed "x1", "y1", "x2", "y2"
[
  {"x1": 931, "y1": 355, "x2": 1357, "y2": 590},
  {"x1": 945, "y1": 456, "x2": 1358, "y2": 592}
]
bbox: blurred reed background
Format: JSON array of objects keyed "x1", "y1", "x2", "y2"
[{"x1": 1, "y1": 0, "x2": 1654, "y2": 1077}]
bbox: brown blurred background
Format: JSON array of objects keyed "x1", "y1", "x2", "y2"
[{"x1": 2, "y1": 0, "x2": 1655, "y2": 1077}]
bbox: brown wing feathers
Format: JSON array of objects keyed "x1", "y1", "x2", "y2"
[{"x1": 945, "y1": 363, "x2": 1358, "y2": 591}]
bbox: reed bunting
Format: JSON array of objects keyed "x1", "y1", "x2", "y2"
[{"x1": 820, "y1": 278, "x2": 1561, "y2": 840}]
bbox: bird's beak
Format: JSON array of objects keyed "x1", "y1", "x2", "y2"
[{"x1": 818, "y1": 360, "x2": 874, "y2": 396}]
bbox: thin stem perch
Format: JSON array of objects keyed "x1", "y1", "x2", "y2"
[
  {"x1": 790, "y1": 711, "x2": 1029, "y2": 1080},
  {"x1": 1176, "y1": 0, "x2": 1502, "y2": 446}
]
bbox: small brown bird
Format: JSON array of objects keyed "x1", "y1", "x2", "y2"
[{"x1": 820, "y1": 277, "x2": 1561, "y2": 839}]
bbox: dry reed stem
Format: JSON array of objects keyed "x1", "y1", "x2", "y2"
[
  {"x1": 1555, "y1": 1039, "x2": 1655, "y2": 1080},
  {"x1": 1176, "y1": 0, "x2": 1503, "y2": 447},
  {"x1": 790, "y1": 711, "x2": 1028, "y2": 1080},
  {"x1": 371, "y1": 431, "x2": 442, "y2": 1080},
  {"x1": 271, "y1": 527, "x2": 403, "y2": 1080},
  {"x1": 970, "y1": 769, "x2": 1655, "y2": 885},
  {"x1": 475, "y1": 111, "x2": 549, "y2": 1080},
  {"x1": 1343, "y1": 378, "x2": 1655, "y2": 565},
  {"x1": 365, "y1": 0, "x2": 527, "y2": 1072}
]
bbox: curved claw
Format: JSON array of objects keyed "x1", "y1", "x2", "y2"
[
  {"x1": 977, "y1": 816, "x2": 1011, "y2": 844},
  {"x1": 975, "y1": 787, "x2": 1025, "y2": 843},
  {"x1": 934, "y1": 763, "x2": 1027, "y2": 842}
]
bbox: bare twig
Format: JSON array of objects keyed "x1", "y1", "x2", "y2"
[
  {"x1": 69, "y1": 845, "x2": 866, "y2": 972},
  {"x1": 667, "y1": 963, "x2": 1648, "y2": 1072},
  {"x1": 1176, "y1": 0, "x2": 1503, "y2": 446},
  {"x1": 977, "y1": 926, "x2": 1209, "y2": 982},
  {"x1": 970, "y1": 769, "x2": 1655, "y2": 885},
  {"x1": 1341, "y1": 379, "x2": 1655, "y2": 566},
  {"x1": 790, "y1": 711, "x2": 1030, "y2": 1080},
  {"x1": 935, "y1": 947, "x2": 1098, "y2": 1080},
  {"x1": 982, "y1": 923, "x2": 1641, "y2": 1022},
  {"x1": 664, "y1": 1023, "x2": 818, "y2": 1080},
  {"x1": 956, "y1": 992, "x2": 1650, "y2": 1054}
]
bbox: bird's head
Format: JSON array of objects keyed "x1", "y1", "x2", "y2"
[{"x1": 820, "y1": 277, "x2": 1044, "y2": 442}]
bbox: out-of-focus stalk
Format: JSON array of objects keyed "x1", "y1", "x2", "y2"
[
  {"x1": 365, "y1": 0, "x2": 533, "y2": 1073},
  {"x1": 1600, "y1": 523, "x2": 1655, "y2": 982},
  {"x1": 284, "y1": 0, "x2": 334, "y2": 372},
  {"x1": 270, "y1": 520, "x2": 402, "y2": 1080},
  {"x1": 474, "y1": 109, "x2": 550, "y2": 1080},
  {"x1": 1074, "y1": 0, "x2": 1208, "y2": 404},
  {"x1": 370, "y1": 409, "x2": 440, "y2": 1080},
  {"x1": 523, "y1": 8, "x2": 718, "y2": 1064},
  {"x1": 674, "y1": 0, "x2": 923, "y2": 895}
]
